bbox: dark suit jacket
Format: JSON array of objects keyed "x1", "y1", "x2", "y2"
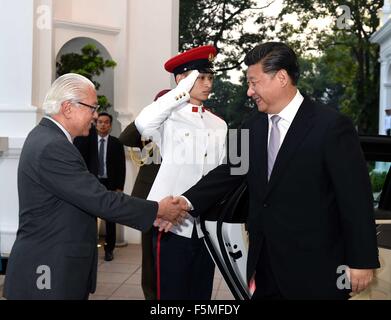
[
  {"x1": 119, "y1": 121, "x2": 160, "y2": 198},
  {"x1": 4, "y1": 118, "x2": 158, "y2": 299},
  {"x1": 183, "y1": 97, "x2": 380, "y2": 299},
  {"x1": 74, "y1": 127, "x2": 125, "y2": 191}
]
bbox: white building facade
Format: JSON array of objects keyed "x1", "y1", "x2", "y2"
[
  {"x1": 0, "y1": 0, "x2": 180, "y2": 256},
  {"x1": 371, "y1": 0, "x2": 391, "y2": 134}
]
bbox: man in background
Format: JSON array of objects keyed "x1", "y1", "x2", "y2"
[{"x1": 75, "y1": 112, "x2": 126, "y2": 261}]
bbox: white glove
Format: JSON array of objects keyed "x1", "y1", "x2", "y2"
[
  {"x1": 135, "y1": 70, "x2": 199, "y2": 139},
  {"x1": 176, "y1": 70, "x2": 199, "y2": 94}
]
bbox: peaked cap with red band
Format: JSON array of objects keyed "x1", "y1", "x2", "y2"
[{"x1": 164, "y1": 45, "x2": 217, "y2": 76}]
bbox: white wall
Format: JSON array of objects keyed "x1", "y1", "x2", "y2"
[
  {"x1": 0, "y1": 0, "x2": 180, "y2": 247},
  {"x1": 371, "y1": 10, "x2": 391, "y2": 135},
  {"x1": 377, "y1": 42, "x2": 391, "y2": 135},
  {"x1": 121, "y1": 0, "x2": 179, "y2": 243},
  {"x1": 0, "y1": 0, "x2": 39, "y2": 256},
  {"x1": 52, "y1": 0, "x2": 179, "y2": 243},
  {"x1": 56, "y1": 37, "x2": 121, "y2": 136},
  {"x1": 123, "y1": 0, "x2": 179, "y2": 121},
  {"x1": 0, "y1": 0, "x2": 33, "y2": 110},
  {"x1": 54, "y1": 0, "x2": 123, "y2": 28}
]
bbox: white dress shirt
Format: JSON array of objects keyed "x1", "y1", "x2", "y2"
[{"x1": 267, "y1": 90, "x2": 304, "y2": 148}]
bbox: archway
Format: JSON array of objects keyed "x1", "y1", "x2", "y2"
[
  {"x1": 56, "y1": 37, "x2": 126, "y2": 245},
  {"x1": 56, "y1": 37, "x2": 121, "y2": 137}
]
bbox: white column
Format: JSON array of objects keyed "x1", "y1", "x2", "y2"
[
  {"x1": 0, "y1": 0, "x2": 51, "y2": 256},
  {"x1": 122, "y1": 0, "x2": 179, "y2": 121},
  {"x1": 381, "y1": 0, "x2": 391, "y2": 26},
  {"x1": 121, "y1": 0, "x2": 179, "y2": 244},
  {"x1": 379, "y1": 58, "x2": 388, "y2": 135},
  {"x1": 0, "y1": 0, "x2": 37, "y2": 138},
  {"x1": 32, "y1": 0, "x2": 54, "y2": 113}
]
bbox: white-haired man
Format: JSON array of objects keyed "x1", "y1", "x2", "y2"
[{"x1": 3, "y1": 73, "x2": 188, "y2": 300}]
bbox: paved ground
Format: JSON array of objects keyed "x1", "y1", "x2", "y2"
[
  {"x1": 0, "y1": 243, "x2": 234, "y2": 300},
  {"x1": 3, "y1": 243, "x2": 391, "y2": 300}
]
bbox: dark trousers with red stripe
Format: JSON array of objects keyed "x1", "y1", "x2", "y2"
[{"x1": 153, "y1": 227, "x2": 215, "y2": 300}]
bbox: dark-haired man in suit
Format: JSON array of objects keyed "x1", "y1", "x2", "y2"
[
  {"x1": 75, "y1": 112, "x2": 126, "y2": 261},
  {"x1": 95, "y1": 112, "x2": 126, "y2": 261},
  {"x1": 178, "y1": 42, "x2": 380, "y2": 299}
]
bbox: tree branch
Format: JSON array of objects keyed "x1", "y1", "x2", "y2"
[
  {"x1": 247, "y1": 0, "x2": 276, "y2": 11},
  {"x1": 216, "y1": 58, "x2": 246, "y2": 72}
]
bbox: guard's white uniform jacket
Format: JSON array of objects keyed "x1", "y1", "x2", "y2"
[{"x1": 135, "y1": 88, "x2": 227, "y2": 239}]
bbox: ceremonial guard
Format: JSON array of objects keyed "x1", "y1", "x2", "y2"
[{"x1": 135, "y1": 45, "x2": 227, "y2": 299}]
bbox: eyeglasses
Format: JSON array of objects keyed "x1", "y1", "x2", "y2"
[{"x1": 77, "y1": 102, "x2": 100, "y2": 114}]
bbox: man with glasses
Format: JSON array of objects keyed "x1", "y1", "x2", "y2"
[
  {"x1": 77, "y1": 101, "x2": 100, "y2": 113},
  {"x1": 3, "y1": 73, "x2": 188, "y2": 300}
]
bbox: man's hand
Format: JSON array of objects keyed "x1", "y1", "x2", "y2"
[
  {"x1": 157, "y1": 196, "x2": 189, "y2": 226},
  {"x1": 153, "y1": 218, "x2": 173, "y2": 232},
  {"x1": 172, "y1": 196, "x2": 191, "y2": 211},
  {"x1": 348, "y1": 268, "x2": 374, "y2": 294}
]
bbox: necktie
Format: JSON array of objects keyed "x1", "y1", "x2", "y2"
[
  {"x1": 268, "y1": 115, "x2": 281, "y2": 180},
  {"x1": 98, "y1": 138, "x2": 105, "y2": 177}
]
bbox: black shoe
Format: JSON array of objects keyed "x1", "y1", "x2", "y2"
[{"x1": 104, "y1": 251, "x2": 114, "y2": 261}]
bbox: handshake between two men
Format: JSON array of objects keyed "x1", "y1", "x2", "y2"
[{"x1": 155, "y1": 196, "x2": 190, "y2": 232}]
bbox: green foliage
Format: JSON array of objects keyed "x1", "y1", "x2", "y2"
[
  {"x1": 297, "y1": 36, "x2": 357, "y2": 111},
  {"x1": 179, "y1": 0, "x2": 273, "y2": 71},
  {"x1": 179, "y1": 0, "x2": 383, "y2": 134},
  {"x1": 179, "y1": 0, "x2": 275, "y2": 128},
  {"x1": 279, "y1": 0, "x2": 383, "y2": 134},
  {"x1": 370, "y1": 170, "x2": 387, "y2": 193},
  {"x1": 56, "y1": 44, "x2": 117, "y2": 111},
  {"x1": 206, "y1": 72, "x2": 255, "y2": 128}
]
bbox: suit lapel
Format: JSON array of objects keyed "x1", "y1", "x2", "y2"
[
  {"x1": 92, "y1": 134, "x2": 99, "y2": 164},
  {"x1": 264, "y1": 98, "x2": 315, "y2": 198},
  {"x1": 106, "y1": 136, "x2": 112, "y2": 167}
]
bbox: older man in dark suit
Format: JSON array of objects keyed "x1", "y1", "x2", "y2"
[
  {"x1": 179, "y1": 42, "x2": 380, "y2": 299},
  {"x1": 3, "y1": 73, "x2": 188, "y2": 300}
]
